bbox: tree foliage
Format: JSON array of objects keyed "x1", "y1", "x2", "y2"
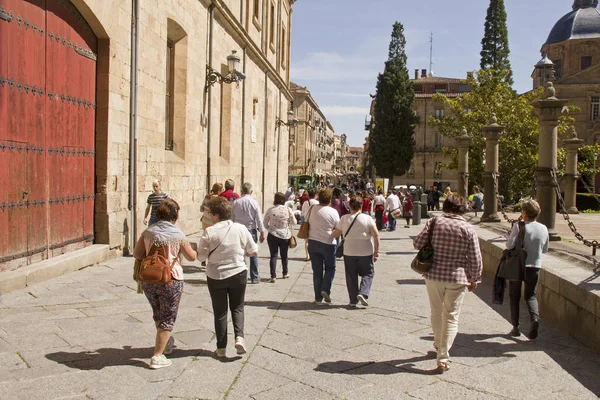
[
  {"x1": 429, "y1": 69, "x2": 542, "y2": 202},
  {"x1": 369, "y1": 22, "x2": 416, "y2": 184},
  {"x1": 480, "y1": 0, "x2": 513, "y2": 85}
]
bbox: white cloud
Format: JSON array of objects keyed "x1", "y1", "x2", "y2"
[{"x1": 320, "y1": 106, "x2": 370, "y2": 117}]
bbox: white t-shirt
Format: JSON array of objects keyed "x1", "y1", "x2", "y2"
[
  {"x1": 336, "y1": 212, "x2": 377, "y2": 256},
  {"x1": 385, "y1": 194, "x2": 401, "y2": 211},
  {"x1": 307, "y1": 205, "x2": 340, "y2": 245},
  {"x1": 374, "y1": 195, "x2": 386, "y2": 206},
  {"x1": 302, "y1": 198, "x2": 319, "y2": 216}
]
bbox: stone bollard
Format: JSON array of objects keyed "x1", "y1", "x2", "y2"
[
  {"x1": 481, "y1": 115, "x2": 503, "y2": 222},
  {"x1": 412, "y1": 202, "x2": 422, "y2": 225},
  {"x1": 563, "y1": 131, "x2": 584, "y2": 214},
  {"x1": 421, "y1": 194, "x2": 428, "y2": 218},
  {"x1": 456, "y1": 128, "x2": 472, "y2": 198},
  {"x1": 533, "y1": 82, "x2": 568, "y2": 241}
]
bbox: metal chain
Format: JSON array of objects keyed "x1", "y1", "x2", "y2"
[
  {"x1": 490, "y1": 172, "x2": 521, "y2": 225},
  {"x1": 550, "y1": 169, "x2": 599, "y2": 252},
  {"x1": 578, "y1": 176, "x2": 600, "y2": 205}
]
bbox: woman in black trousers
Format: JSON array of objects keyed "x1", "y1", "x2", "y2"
[{"x1": 263, "y1": 192, "x2": 294, "y2": 282}]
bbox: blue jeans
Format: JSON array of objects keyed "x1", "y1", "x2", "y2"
[
  {"x1": 387, "y1": 212, "x2": 397, "y2": 231},
  {"x1": 148, "y1": 216, "x2": 158, "y2": 226},
  {"x1": 248, "y1": 229, "x2": 259, "y2": 281},
  {"x1": 307, "y1": 239, "x2": 336, "y2": 302},
  {"x1": 344, "y1": 255, "x2": 374, "y2": 304}
]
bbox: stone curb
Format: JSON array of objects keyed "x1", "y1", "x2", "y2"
[{"x1": 0, "y1": 244, "x2": 110, "y2": 295}]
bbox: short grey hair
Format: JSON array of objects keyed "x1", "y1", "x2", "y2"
[
  {"x1": 241, "y1": 182, "x2": 253, "y2": 195},
  {"x1": 521, "y1": 199, "x2": 541, "y2": 219}
]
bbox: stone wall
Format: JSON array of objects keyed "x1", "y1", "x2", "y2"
[
  {"x1": 476, "y1": 227, "x2": 600, "y2": 351},
  {"x1": 69, "y1": 0, "x2": 293, "y2": 251}
]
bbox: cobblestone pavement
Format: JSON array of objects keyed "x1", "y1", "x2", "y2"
[{"x1": 1, "y1": 225, "x2": 599, "y2": 399}]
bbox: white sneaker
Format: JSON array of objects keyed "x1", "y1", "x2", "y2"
[
  {"x1": 163, "y1": 336, "x2": 175, "y2": 355},
  {"x1": 149, "y1": 354, "x2": 172, "y2": 369},
  {"x1": 215, "y1": 348, "x2": 226, "y2": 358},
  {"x1": 235, "y1": 336, "x2": 247, "y2": 354},
  {"x1": 357, "y1": 294, "x2": 369, "y2": 306}
]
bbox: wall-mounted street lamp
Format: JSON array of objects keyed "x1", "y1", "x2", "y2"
[
  {"x1": 205, "y1": 50, "x2": 246, "y2": 93},
  {"x1": 276, "y1": 110, "x2": 299, "y2": 128}
]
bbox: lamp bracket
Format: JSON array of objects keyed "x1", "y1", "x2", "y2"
[{"x1": 204, "y1": 65, "x2": 244, "y2": 93}]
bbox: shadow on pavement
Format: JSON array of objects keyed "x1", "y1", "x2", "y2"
[
  {"x1": 182, "y1": 264, "x2": 205, "y2": 274},
  {"x1": 396, "y1": 279, "x2": 425, "y2": 285},
  {"x1": 185, "y1": 278, "x2": 208, "y2": 286},
  {"x1": 245, "y1": 300, "x2": 351, "y2": 311},
  {"x1": 45, "y1": 347, "x2": 216, "y2": 370},
  {"x1": 386, "y1": 251, "x2": 417, "y2": 256},
  {"x1": 315, "y1": 351, "x2": 442, "y2": 376}
]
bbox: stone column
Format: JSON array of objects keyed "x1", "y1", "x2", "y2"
[
  {"x1": 563, "y1": 131, "x2": 584, "y2": 214},
  {"x1": 481, "y1": 115, "x2": 503, "y2": 222},
  {"x1": 533, "y1": 82, "x2": 568, "y2": 241},
  {"x1": 455, "y1": 128, "x2": 472, "y2": 198}
]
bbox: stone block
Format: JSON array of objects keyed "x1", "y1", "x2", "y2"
[
  {"x1": 560, "y1": 278, "x2": 596, "y2": 315},
  {"x1": 566, "y1": 300, "x2": 596, "y2": 349},
  {"x1": 540, "y1": 268, "x2": 560, "y2": 293},
  {"x1": 539, "y1": 286, "x2": 567, "y2": 331}
]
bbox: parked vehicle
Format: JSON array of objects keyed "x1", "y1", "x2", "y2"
[{"x1": 288, "y1": 174, "x2": 315, "y2": 191}]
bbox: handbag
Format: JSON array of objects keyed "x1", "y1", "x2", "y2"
[
  {"x1": 410, "y1": 217, "x2": 437, "y2": 274},
  {"x1": 336, "y1": 214, "x2": 360, "y2": 258},
  {"x1": 135, "y1": 245, "x2": 178, "y2": 285},
  {"x1": 297, "y1": 205, "x2": 314, "y2": 239},
  {"x1": 390, "y1": 208, "x2": 402, "y2": 219},
  {"x1": 497, "y1": 221, "x2": 527, "y2": 281},
  {"x1": 288, "y1": 210, "x2": 297, "y2": 248}
]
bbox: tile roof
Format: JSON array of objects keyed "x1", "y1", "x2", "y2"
[
  {"x1": 414, "y1": 93, "x2": 465, "y2": 98},
  {"x1": 412, "y1": 76, "x2": 465, "y2": 84}
]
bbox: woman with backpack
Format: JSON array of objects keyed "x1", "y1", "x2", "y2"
[{"x1": 134, "y1": 199, "x2": 197, "y2": 369}]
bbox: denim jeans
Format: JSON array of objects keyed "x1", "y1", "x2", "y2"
[
  {"x1": 307, "y1": 239, "x2": 336, "y2": 302},
  {"x1": 247, "y1": 229, "x2": 259, "y2": 281},
  {"x1": 344, "y1": 255, "x2": 374, "y2": 304},
  {"x1": 387, "y1": 212, "x2": 397, "y2": 231}
]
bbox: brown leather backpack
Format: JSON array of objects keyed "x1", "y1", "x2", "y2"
[{"x1": 136, "y1": 245, "x2": 177, "y2": 285}]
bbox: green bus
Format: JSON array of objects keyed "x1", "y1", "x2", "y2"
[{"x1": 288, "y1": 174, "x2": 315, "y2": 191}]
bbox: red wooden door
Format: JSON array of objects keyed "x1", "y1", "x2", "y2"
[{"x1": 0, "y1": 0, "x2": 96, "y2": 266}]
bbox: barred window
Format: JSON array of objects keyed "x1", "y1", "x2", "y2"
[{"x1": 591, "y1": 97, "x2": 600, "y2": 121}]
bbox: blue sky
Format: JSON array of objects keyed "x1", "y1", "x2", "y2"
[{"x1": 290, "y1": 0, "x2": 576, "y2": 147}]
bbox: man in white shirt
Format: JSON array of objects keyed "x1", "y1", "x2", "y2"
[
  {"x1": 231, "y1": 182, "x2": 265, "y2": 283},
  {"x1": 373, "y1": 190, "x2": 386, "y2": 230},
  {"x1": 385, "y1": 189, "x2": 401, "y2": 232}
]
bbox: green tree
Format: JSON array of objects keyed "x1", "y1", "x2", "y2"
[
  {"x1": 429, "y1": 69, "x2": 541, "y2": 202},
  {"x1": 480, "y1": 0, "x2": 513, "y2": 85},
  {"x1": 369, "y1": 22, "x2": 416, "y2": 185}
]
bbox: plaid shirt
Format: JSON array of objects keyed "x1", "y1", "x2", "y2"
[{"x1": 413, "y1": 214, "x2": 483, "y2": 285}]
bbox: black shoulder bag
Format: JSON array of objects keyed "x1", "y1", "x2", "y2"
[
  {"x1": 411, "y1": 217, "x2": 437, "y2": 274},
  {"x1": 336, "y1": 214, "x2": 360, "y2": 258},
  {"x1": 497, "y1": 221, "x2": 527, "y2": 281}
]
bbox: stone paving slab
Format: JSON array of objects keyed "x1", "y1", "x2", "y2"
[{"x1": 0, "y1": 224, "x2": 599, "y2": 399}]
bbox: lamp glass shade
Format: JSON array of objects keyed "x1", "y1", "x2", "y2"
[{"x1": 227, "y1": 51, "x2": 241, "y2": 73}]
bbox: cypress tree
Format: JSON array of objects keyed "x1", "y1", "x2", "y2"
[
  {"x1": 480, "y1": 0, "x2": 513, "y2": 85},
  {"x1": 369, "y1": 22, "x2": 415, "y2": 186}
]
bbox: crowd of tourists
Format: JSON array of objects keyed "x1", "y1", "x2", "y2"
[{"x1": 134, "y1": 178, "x2": 548, "y2": 375}]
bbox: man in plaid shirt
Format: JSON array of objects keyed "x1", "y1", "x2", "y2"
[{"x1": 413, "y1": 195, "x2": 483, "y2": 374}]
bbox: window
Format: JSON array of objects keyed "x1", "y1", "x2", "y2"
[
  {"x1": 581, "y1": 56, "x2": 592, "y2": 70},
  {"x1": 553, "y1": 59, "x2": 562, "y2": 78},
  {"x1": 165, "y1": 19, "x2": 188, "y2": 158},
  {"x1": 591, "y1": 96, "x2": 600, "y2": 121},
  {"x1": 281, "y1": 25, "x2": 287, "y2": 67},
  {"x1": 269, "y1": 2, "x2": 275, "y2": 50},
  {"x1": 165, "y1": 40, "x2": 174, "y2": 150},
  {"x1": 435, "y1": 131, "x2": 441, "y2": 148},
  {"x1": 434, "y1": 109, "x2": 444, "y2": 119}
]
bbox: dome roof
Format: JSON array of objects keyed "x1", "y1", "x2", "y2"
[{"x1": 545, "y1": 1, "x2": 600, "y2": 45}]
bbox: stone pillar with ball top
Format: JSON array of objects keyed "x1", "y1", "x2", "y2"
[
  {"x1": 533, "y1": 82, "x2": 568, "y2": 241},
  {"x1": 481, "y1": 115, "x2": 503, "y2": 222},
  {"x1": 563, "y1": 129, "x2": 584, "y2": 214},
  {"x1": 456, "y1": 128, "x2": 472, "y2": 198}
]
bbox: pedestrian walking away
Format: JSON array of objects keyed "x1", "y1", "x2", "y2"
[
  {"x1": 196, "y1": 197, "x2": 258, "y2": 358},
  {"x1": 143, "y1": 179, "x2": 170, "y2": 226},
  {"x1": 402, "y1": 194, "x2": 414, "y2": 228},
  {"x1": 134, "y1": 199, "x2": 197, "y2": 369},
  {"x1": 231, "y1": 182, "x2": 266, "y2": 284},
  {"x1": 264, "y1": 192, "x2": 294, "y2": 282},
  {"x1": 333, "y1": 195, "x2": 380, "y2": 307},
  {"x1": 413, "y1": 194, "x2": 482, "y2": 374},
  {"x1": 373, "y1": 190, "x2": 386, "y2": 230},
  {"x1": 505, "y1": 199, "x2": 549, "y2": 339},
  {"x1": 307, "y1": 188, "x2": 340, "y2": 305},
  {"x1": 385, "y1": 189, "x2": 401, "y2": 231}
]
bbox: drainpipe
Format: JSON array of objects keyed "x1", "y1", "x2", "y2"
[
  {"x1": 276, "y1": 91, "x2": 281, "y2": 189},
  {"x1": 127, "y1": 0, "x2": 140, "y2": 254},
  {"x1": 241, "y1": 47, "x2": 247, "y2": 183},
  {"x1": 261, "y1": 71, "x2": 268, "y2": 208},
  {"x1": 206, "y1": 3, "x2": 215, "y2": 193}
]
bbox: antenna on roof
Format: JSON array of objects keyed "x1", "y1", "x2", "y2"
[{"x1": 429, "y1": 32, "x2": 434, "y2": 77}]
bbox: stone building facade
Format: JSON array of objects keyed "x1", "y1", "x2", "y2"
[
  {"x1": 535, "y1": 0, "x2": 600, "y2": 148},
  {"x1": 1, "y1": 0, "x2": 296, "y2": 266},
  {"x1": 365, "y1": 69, "x2": 471, "y2": 191},
  {"x1": 289, "y1": 81, "x2": 336, "y2": 176}
]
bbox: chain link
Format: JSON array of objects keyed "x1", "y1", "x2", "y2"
[{"x1": 550, "y1": 169, "x2": 599, "y2": 251}]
